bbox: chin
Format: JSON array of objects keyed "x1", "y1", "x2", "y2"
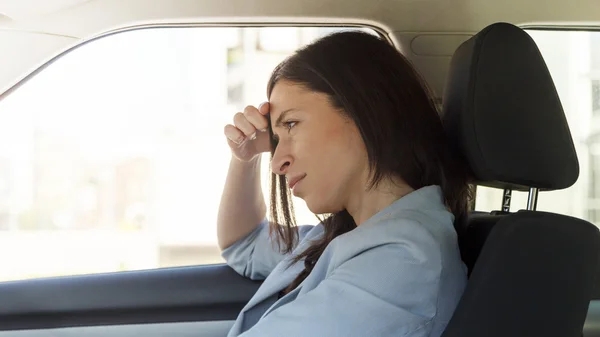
[
  {"x1": 305, "y1": 197, "x2": 341, "y2": 216},
  {"x1": 304, "y1": 197, "x2": 323, "y2": 214}
]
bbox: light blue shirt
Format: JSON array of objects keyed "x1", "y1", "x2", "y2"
[{"x1": 222, "y1": 185, "x2": 467, "y2": 337}]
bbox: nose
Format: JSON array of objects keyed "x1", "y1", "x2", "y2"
[{"x1": 271, "y1": 142, "x2": 293, "y2": 175}]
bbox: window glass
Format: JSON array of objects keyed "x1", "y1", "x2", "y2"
[{"x1": 0, "y1": 26, "x2": 380, "y2": 281}]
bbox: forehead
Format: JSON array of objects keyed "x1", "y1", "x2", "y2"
[{"x1": 269, "y1": 81, "x2": 311, "y2": 120}]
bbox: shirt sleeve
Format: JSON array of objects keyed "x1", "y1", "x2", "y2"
[
  {"x1": 237, "y1": 237, "x2": 443, "y2": 337},
  {"x1": 221, "y1": 218, "x2": 316, "y2": 281}
]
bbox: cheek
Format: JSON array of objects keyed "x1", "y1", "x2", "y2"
[
  {"x1": 301, "y1": 123, "x2": 364, "y2": 167},
  {"x1": 295, "y1": 134, "x2": 339, "y2": 173},
  {"x1": 323, "y1": 127, "x2": 366, "y2": 164},
  {"x1": 304, "y1": 130, "x2": 366, "y2": 187},
  {"x1": 300, "y1": 131, "x2": 366, "y2": 214}
]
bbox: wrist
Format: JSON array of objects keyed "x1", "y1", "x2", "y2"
[{"x1": 231, "y1": 154, "x2": 262, "y2": 167}]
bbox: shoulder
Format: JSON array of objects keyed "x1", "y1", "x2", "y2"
[
  {"x1": 298, "y1": 222, "x2": 324, "y2": 240},
  {"x1": 311, "y1": 213, "x2": 456, "y2": 320},
  {"x1": 312, "y1": 210, "x2": 459, "y2": 307},
  {"x1": 321, "y1": 207, "x2": 456, "y2": 273}
]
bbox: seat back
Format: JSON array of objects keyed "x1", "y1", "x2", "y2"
[
  {"x1": 455, "y1": 211, "x2": 503, "y2": 275},
  {"x1": 440, "y1": 22, "x2": 600, "y2": 337}
]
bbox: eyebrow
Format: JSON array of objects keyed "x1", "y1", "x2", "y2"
[{"x1": 273, "y1": 108, "x2": 297, "y2": 128}]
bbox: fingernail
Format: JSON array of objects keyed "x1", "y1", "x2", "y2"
[
  {"x1": 258, "y1": 102, "x2": 266, "y2": 109},
  {"x1": 260, "y1": 128, "x2": 268, "y2": 132},
  {"x1": 234, "y1": 136, "x2": 244, "y2": 144},
  {"x1": 249, "y1": 132, "x2": 257, "y2": 140}
]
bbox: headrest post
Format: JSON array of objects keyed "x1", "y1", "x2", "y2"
[
  {"x1": 527, "y1": 187, "x2": 539, "y2": 211},
  {"x1": 502, "y1": 189, "x2": 512, "y2": 212}
]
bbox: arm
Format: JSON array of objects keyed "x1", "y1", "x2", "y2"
[
  {"x1": 217, "y1": 155, "x2": 266, "y2": 251},
  {"x1": 238, "y1": 232, "x2": 444, "y2": 336},
  {"x1": 219, "y1": 102, "x2": 318, "y2": 280},
  {"x1": 221, "y1": 219, "x2": 317, "y2": 280},
  {"x1": 217, "y1": 155, "x2": 280, "y2": 280}
]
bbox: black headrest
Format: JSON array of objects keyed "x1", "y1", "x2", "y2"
[{"x1": 442, "y1": 22, "x2": 579, "y2": 191}]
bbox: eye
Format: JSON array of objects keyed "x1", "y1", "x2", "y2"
[{"x1": 284, "y1": 121, "x2": 298, "y2": 132}]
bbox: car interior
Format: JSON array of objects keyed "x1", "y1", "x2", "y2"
[
  {"x1": 1, "y1": 0, "x2": 600, "y2": 336},
  {"x1": 441, "y1": 22, "x2": 600, "y2": 337}
]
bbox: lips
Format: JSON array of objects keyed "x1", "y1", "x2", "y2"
[{"x1": 287, "y1": 174, "x2": 306, "y2": 190}]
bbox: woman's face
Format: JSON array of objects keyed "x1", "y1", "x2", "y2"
[{"x1": 269, "y1": 80, "x2": 369, "y2": 214}]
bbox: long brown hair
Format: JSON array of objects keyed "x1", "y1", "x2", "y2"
[{"x1": 266, "y1": 31, "x2": 472, "y2": 295}]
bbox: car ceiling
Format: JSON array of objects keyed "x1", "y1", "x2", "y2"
[{"x1": 0, "y1": 0, "x2": 599, "y2": 97}]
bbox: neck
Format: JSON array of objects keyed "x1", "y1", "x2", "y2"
[{"x1": 346, "y1": 177, "x2": 414, "y2": 226}]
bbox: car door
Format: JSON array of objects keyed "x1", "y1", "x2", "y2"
[
  {"x1": 0, "y1": 265, "x2": 259, "y2": 336},
  {"x1": 0, "y1": 25, "x2": 382, "y2": 337}
]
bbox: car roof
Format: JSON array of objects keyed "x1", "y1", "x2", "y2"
[{"x1": 1, "y1": 0, "x2": 599, "y2": 96}]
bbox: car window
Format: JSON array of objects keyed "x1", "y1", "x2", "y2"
[
  {"x1": 0, "y1": 26, "x2": 380, "y2": 282},
  {"x1": 475, "y1": 30, "x2": 600, "y2": 225}
]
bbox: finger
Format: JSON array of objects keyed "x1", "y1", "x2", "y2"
[
  {"x1": 258, "y1": 102, "x2": 270, "y2": 116},
  {"x1": 233, "y1": 112, "x2": 257, "y2": 137},
  {"x1": 224, "y1": 124, "x2": 246, "y2": 145},
  {"x1": 244, "y1": 105, "x2": 269, "y2": 132}
]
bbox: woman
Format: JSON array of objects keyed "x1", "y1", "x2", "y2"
[{"x1": 217, "y1": 31, "x2": 471, "y2": 337}]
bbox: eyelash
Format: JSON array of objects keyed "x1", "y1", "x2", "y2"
[
  {"x1": 283, "y1": 121, "x2": 297, "y2": 132},
  {"x1": 272, "y1": 121, "x2": 298, "y2": 143}
]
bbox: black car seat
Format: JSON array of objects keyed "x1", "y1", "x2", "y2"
[{"x1": 440, "y1": 22, "x2": 600, "y2": 337}]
